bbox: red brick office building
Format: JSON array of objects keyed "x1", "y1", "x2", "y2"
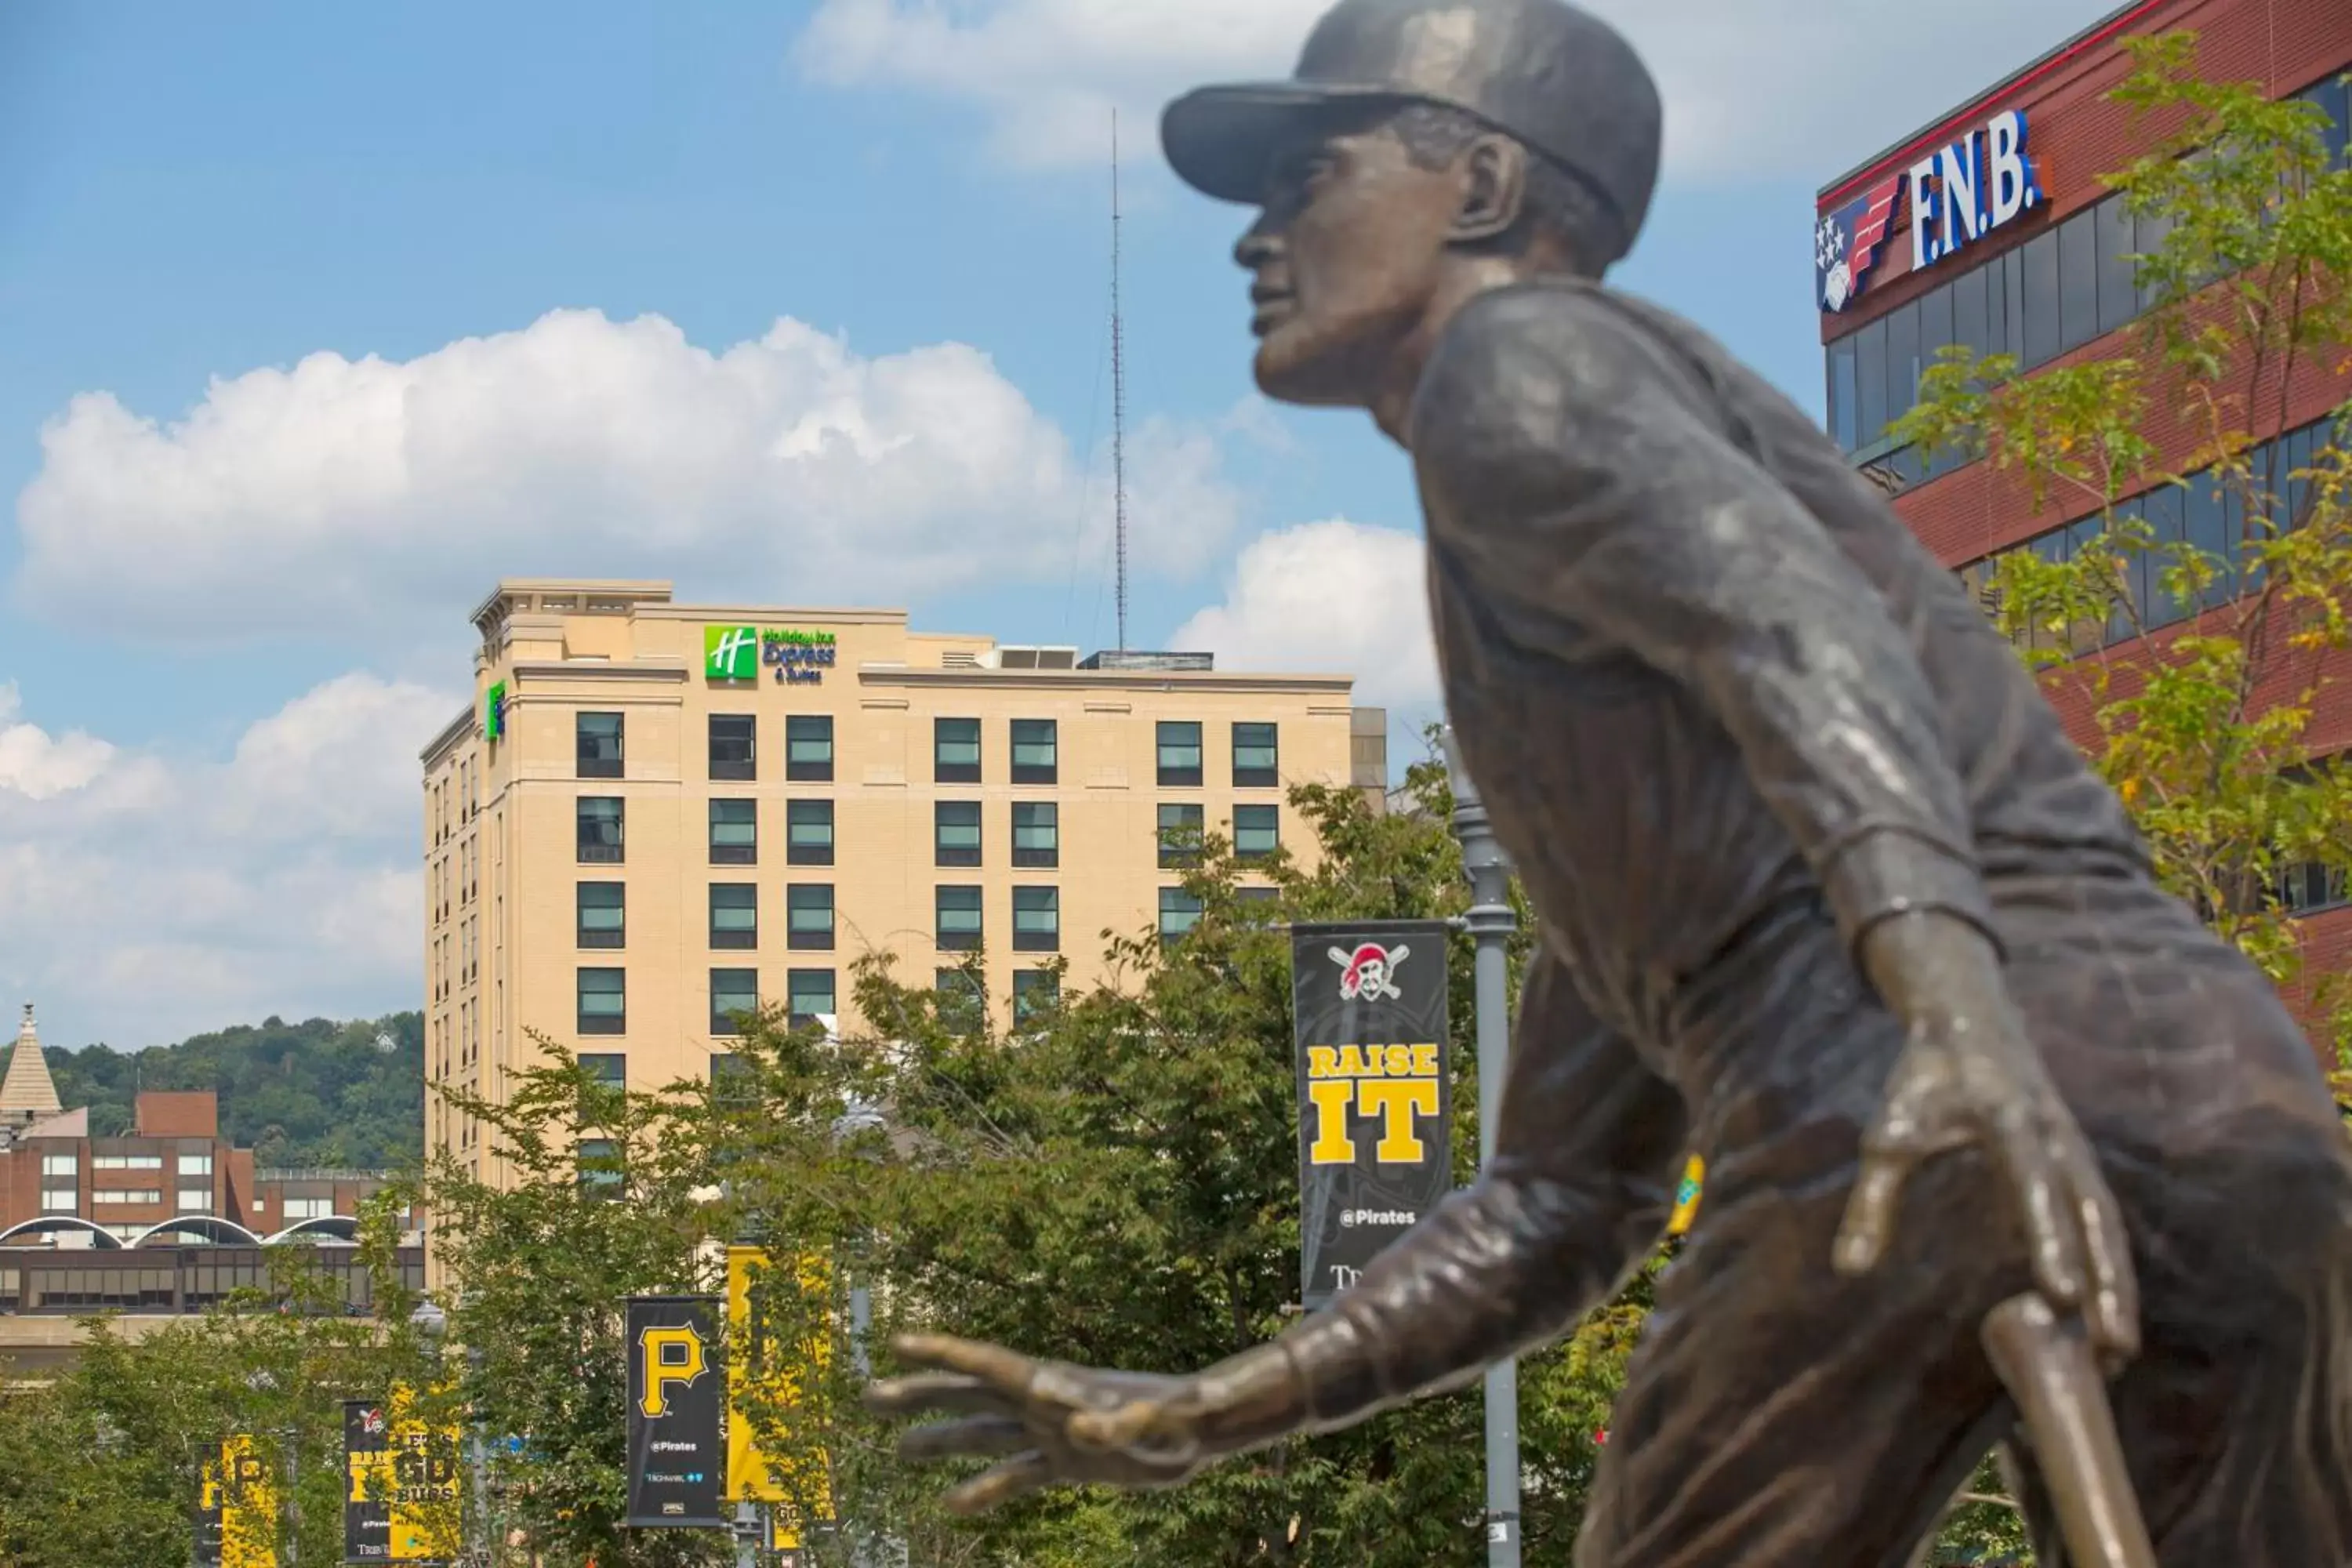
[{"x1": 1813, "y1": 0, "x2": 2352, "y2": 1048}]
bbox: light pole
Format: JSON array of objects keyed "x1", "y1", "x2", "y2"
[{"x1": 1442, "y1": 727, "x2": 1523, "y2": 1568}]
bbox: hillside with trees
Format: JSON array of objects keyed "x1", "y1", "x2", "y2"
[{"x1": 34, "y1": 1011, "x2": 424, "y2": 1169}]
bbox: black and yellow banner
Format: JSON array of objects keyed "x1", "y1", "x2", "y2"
[
  {"x1": 345, "y1": 1388, "x2": 463, "y2": 1563},
  {"x1": 626, "y1": 1295, "x2": 726, "y2": 1528},
  {"x1": 1291, "y1": 920, "x2": 1452, "y2": 1309},
  {"x1": 194, "y1": 1456, "x2": 225, "y2": 1566},
  {"x1": 725, "y1": 1246, "x2": 835, "y2": 1547},
  {"x1": 222, "y1": 1434, "x2": 278, "y2": 1568}
]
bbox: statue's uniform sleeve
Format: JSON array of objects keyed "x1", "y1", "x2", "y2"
[
  {"x1": 1193, "y1": 949, "x2": 1685, "y2": 1450},
  {"x1": 1409, "y1": 289, "x2": 1999, "y2": 960}
]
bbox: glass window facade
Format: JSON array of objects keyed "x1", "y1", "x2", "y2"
[
  {"x1": 1011, "y1": 801, "x2": 1058, "y2": 868},
  {"x1": 1822, "y1": 76, "x2": 2351, "y2": 474},
  {"x1": 786, "y1": 800, "x2": 833, "y2": 866},
  {"x1": 1011, "y1": 719, "x2": 1058, "y2": 785},
  {"x1": 786, "y1": 715, "x2": 834, "y2": 781}
]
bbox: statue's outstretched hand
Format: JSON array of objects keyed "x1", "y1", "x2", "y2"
[{"x1": 865, "y1": 1334, "x2": 1208, "y2": 1515}]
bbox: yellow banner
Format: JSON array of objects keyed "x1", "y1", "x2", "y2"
[
  {"x1": 725, "y1": 1244, "x2": 834, "y2": 1542},
  {"x1": 389, "y1": 1385, "x2": 464, "y2": 1562},
  {"x1": 222, "y1": 1435, "x2": 278, "y2": 1568},
  {"x1": 1667, "y1": 1156, "x2": 1704, "y2": 1236}
]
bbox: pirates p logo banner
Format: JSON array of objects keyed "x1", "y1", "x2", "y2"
[
  {"x1": 1291, "y1": 920, "x2": 1451, "y2": 1310},
  {"x1": 625, "y1": 1295, "x2": 726, "y2": 1528}
]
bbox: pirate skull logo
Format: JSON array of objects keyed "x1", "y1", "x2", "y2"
[{"x1": 1328, "y1": 942, "x2": 1410, "y2": 1002}]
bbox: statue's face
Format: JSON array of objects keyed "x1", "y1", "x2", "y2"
[{"x1": 1235, "y1": 119, "x2": 1463, "y2": 407}]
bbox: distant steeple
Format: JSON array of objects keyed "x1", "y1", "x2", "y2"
[{"x1": 0, "y1": 1003, "x2": 63, "y2": 1127}]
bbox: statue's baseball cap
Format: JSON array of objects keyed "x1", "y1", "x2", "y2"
[{"x1": 1160, "y1": 0, "x2": 1661, "y2": 259}]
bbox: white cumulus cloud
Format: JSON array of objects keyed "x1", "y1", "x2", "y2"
[
  {"x1": 0, "y1": 681, "x2": 115, "y2": 801},
  {"x1": 796, "y1": 0, "x2": 2122, "y2": 182},
  {"x1": 0, "y1": 673, "x2": 459, "y2": 1049},
  {"x1": 1171, "y1": 517, "x2": 1437, "y2": 710},
  {"x1": 13, "y1": 309, "x2": 1242, "y2": 650}
]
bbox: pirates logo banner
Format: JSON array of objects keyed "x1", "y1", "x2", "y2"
[
  {"x1": 1291, "y1": 920, "x2": 1452, "y2": 1309},
  {"x1": 345, "y1": 1390, "x2": 461, "y2": 1563},
  {"x1": 195, "y1": 1455, "x2": 225, "y2": 1566},
  {"x1": 626, "y1": 1295, "x2": 726, "y2": 1528}
]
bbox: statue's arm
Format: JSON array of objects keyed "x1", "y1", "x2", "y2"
[
  {"x1": 1410, "y1": 289, "x2": 2000, "y2": 966},
  {"x1": 1177, "y1": 948, "x2": 1687, "y2": 1460}
]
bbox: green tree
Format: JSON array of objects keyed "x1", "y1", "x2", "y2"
[
  {"x1": 702, "y1": 752, "x2": 1661, "y2": 1567},
  {"x1": 1898, "y1": 34, "x2": 2352, "y2": 1096},
  {"x1": 42, "y1": 1009, "x2": 426, "y2": 1165},
  {"x1": 427, "y1": 1043, "x2": 731, "y2": 1568},
  {"x1": 0, "y1": 1206, "x2": 437, "y2": 1568}
]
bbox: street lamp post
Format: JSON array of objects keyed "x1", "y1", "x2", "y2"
[{"x1": 1442, "y1": 727, "x2": 1523, "y2": 1568}]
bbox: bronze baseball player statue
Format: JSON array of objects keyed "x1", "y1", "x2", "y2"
[{"x1": 866, "y1": 2, "x2": 2352, "y2": 1563}]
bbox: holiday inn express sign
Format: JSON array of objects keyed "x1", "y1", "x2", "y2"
[
  {"x1": 1816, "y1": 107, "x2": 2042, "y2": 313},
  {"x1": 706, "y1": 626, "x2": 837, "y2": 685}
]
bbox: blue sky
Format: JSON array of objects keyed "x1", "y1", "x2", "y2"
[{"x1": 0, "y1": 0, "x2": 2120, "y2": 1050}]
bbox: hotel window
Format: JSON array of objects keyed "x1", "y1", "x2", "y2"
[
  {"x1": 576, "y1": 967, "x2": 626, "y2": 1036},
  {"x1": 710, "y1": 883, "x2": 759, "y2": 950},
  {"x1": 936, "y1": 886, "x2": 983, "y2": 951},
  {"x1": 786, "y1": 800, "x2": 834, "y2": 866},
  {"x1": 935, "y1": 717, "x2": 982, "y2": 784},
  {"x1": 786, "y1": 715, "x2": 835, "y2": 782},
  {"x1": 40, "y1": 1154, "x2": 76, "y2": 1178},
  {"x1": 787, "y1": 968, "x2": 837, "y2": 1026},
  {"x1": 179, "y1": 1152, "x2": 212, "y2": 1178},
  {"x1": 1156, "y1": 721, "x2": 1203, "y2": 787},
  {"x1": 577, "y1": 797, "x2": 624, "y2": 864},
  {"x1": 577, "y1": 882, "x2": 625, "y2": 949},
  {"x1": 176, "y1": 1189, "x2": 210, "y2": 1213},
  {"x1": 935, "y1": 967, "x2": 985, "y2": 1032},
  {"x1": 710, "y1": 968, "x2": 760, "y2": 1036},
  {"x1": 576, "y1": 712, "x2": 624, "y2": 779},
  {"x1": 1234, "y1": 804, "x2": 1279, "y2": 862},
  {"x1": 1011, "y1": 887, "x2": 1060, "y2": 953},
  {"x1": 579, "y1": 1053, "x2": 626, "y2": 1088},
  {"x1": 1158, "y1": 804, "x2": 1204, "y2": 868},
  {"x1": 1232, "y1": 722, "x2": 1279, "y2": 787},
  {"x1": 1159, "y1": 887, "x2": 1203, "y2": 942},
  {"x1": 1012, "y1": 969, "x2": 1058, "y2": 1026},
  {"x1": 1010, "y1": 719, "x2": 1058, "y2": 785},
  {"x1": 1011, "y1": 802, "x2": 1059, "y2": 868},
  {"x1": 710, "y1": 799, "x2": 757, "y2": 866},
  {"x1": 788, "y1": 885, "x2": 837, "y2": 951},
  {"x1": 935, "y1": 801, "x2": 982, "y2": 867},
  {"x1": 577, "y1": 1138, "x2": 622, "y2": 1200},
  {"x1": 710, "y1": 713, "x2": 757, "y2": 782}
]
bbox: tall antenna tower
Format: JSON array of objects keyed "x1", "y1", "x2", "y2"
[{"x1": 1111, "y1": 107, "x2": 1129, "y2": 652}]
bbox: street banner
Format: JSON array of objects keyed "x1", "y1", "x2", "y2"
[
  {"x1": 195, "y1": 1455, "x2": 224, "y2": 1566},
  {"x1": 222, "y1": 1433, "x2": 278, "y2": 1568},
  {"x1": 1291, "y1": 920, "x2": 1452, "y2": 1311},
  {"x1": 626, "y1": 1295, "x2": 727, "y2": 1528},
  {"x1": 725, "y1": 1246, "x2": 836, "y2": 1547},
  {"x1": 346, "y1": 1389, "x2": 463, "y2": 1563}
]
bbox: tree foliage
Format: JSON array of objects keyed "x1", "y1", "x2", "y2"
[
  {"x1": 1897, "y1": 35, "x2": 2352, "y2": 1080},
  {"x1": 0, "y1": 1208, "x2": 436, "y2": 1568},
  {"x1": 42, "y1": 1010, "x2": 426, "y2": 1167}
]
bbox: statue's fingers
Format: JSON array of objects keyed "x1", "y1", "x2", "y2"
[
  {"x1": 889, "y1": 1334, "x2": 1039, "y2": 1397},
  {"x1": 1988, "y1": 1104, "x2": 2085, "y2": 1315},
  {"x1": 898, "y1": 1417, "x2": 1032, "y2": 1464},
  {"x1": 1833, "y1": 1147, "x2": 1913, "y2": 1276},
  {"x1": 863, "y1": 1372, "x2": 1011, "y2": 1420},
  {"x1": 2075, "y1": 1176, "x2": 2142, "y2": 1370},
  {"x1": 941, "y1": 1452, "x2": 1055, "y2": 1516}
]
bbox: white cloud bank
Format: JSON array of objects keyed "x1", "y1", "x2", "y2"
[
  {"x1": 1172, "y1": 517, "x2": 1438, "y2": 710},
  {"x1": 13, "y1": 309, "x2": 1241, "y2": 649},
  {"x1": 0, "y1": 673, "x2": 458, "y2": 1049},
  {"x1": 797, "y1": 0, "x2": 2123, "y2": 181}
]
